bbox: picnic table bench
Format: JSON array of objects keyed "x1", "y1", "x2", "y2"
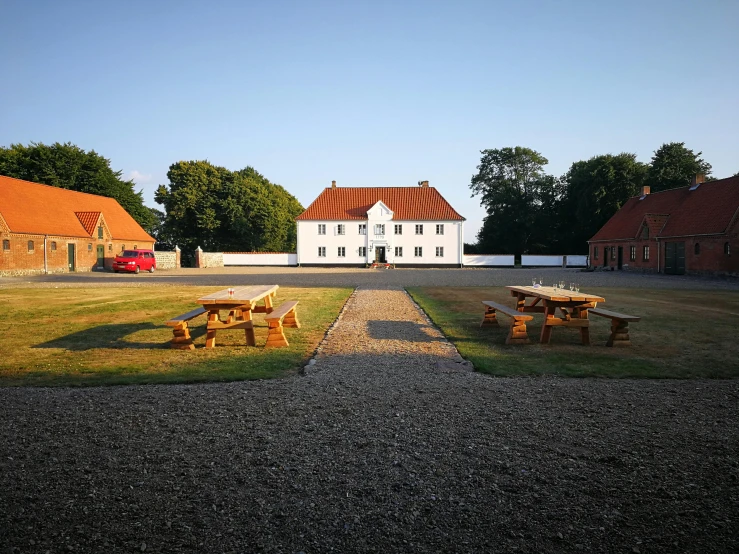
[
  {"x1": 481, "y1": 300, "x2": 534, "y2": 345},
  {"x1": 166, "y1": 306, "x2": 208, "y2": 350},
  {"x1": 264, "y1": 301, "x2": 300, "y2": 347},
  {"x1": 589, "y1": 307, "x2": 640, "y2": 347}
]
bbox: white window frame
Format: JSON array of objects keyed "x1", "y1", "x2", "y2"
[
  {"x1": 358, "y1": 224, "x2": 366, "y2": 235},
  {"x1": 338, "y1": 246, "x2": 346, "y2": 257},
  {"x1": 374, "y1": 224, "x2": 385, "y2": 235},
  {"x1": 414, "y1": 246, "x2": 422, "y2": 257},
  {"x1": 643, "y1": 246, "x2": 650, "y2": 261},
  {"x1": 318, "y1": 246, "x2": 326, "y2": 257},
  {"x1": 415, "y1": 224, "x2": 423, "y2": 235},
  {"x1": 394, "y1": 246, "x2": 403, "y2": 257},
  {"x1": 318, "y1": 224, "x2": 326, "y2": 235},
  {"x1": 436, "y1": 224, "x2": 444, "y2": 235},
  {"x1": 394, "y1": 224, "x2": 402, "y2": 235},
  {"x1": 435, "y1": 246, "x2": 444, "y2": 257},
  {"x1": 359, "y1": 246, "x2": 366, "y2": 257},
  {"x1": 336, "y1": 224, "x2": 345, "y2": 235}
]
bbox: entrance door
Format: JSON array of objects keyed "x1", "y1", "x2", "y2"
[
  {"x1": 375, "y1": 246, "x2": 386, "y2": 263},
  {"x1": 96, "y1": 245, "x2": 105, "y2": 269},
  {"x1": 603, "y1": 247, "x2": 608, "y2": 267},
  {"x1": 664, "y1": 242, "x2": 686, "y2": 275},
  {"x1": 67, "y1": 243, "x2": 76, "y2": 272},
  {"x1": 617, "y1": 246, "x2": 623, "y2": 270}
]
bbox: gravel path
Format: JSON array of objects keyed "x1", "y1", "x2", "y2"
[{"x1": 1, "y1": 287, "x2": 738, "y2": 553}]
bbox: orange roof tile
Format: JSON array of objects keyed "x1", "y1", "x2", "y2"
[
  {"x1": 0, "y1": 175, "x2": 155, "y2": 242},
  {"x1": 296, "y1": 187, "x2": 465, "y2": 221}
]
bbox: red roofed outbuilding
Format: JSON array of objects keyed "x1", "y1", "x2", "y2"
[
  {"x1": 1, "y1": 175, "x2": 155, "y2": 276},
  {"x1": 296, "y1": 181, "x2": 465, "y2": 266},
  {"x1": 588, "y1": 175, "x2": 739, "y2": 275}
]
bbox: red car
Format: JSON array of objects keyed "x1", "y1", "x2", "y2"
[{"x1": 113, "y1": 250, "x2": 156, "y2": 274}]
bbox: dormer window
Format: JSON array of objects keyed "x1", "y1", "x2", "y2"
[
  {"x1": 98, "y1": 225, "x2": 104, "y2": 239},
  {"x1": 642, "y1": 226, "x2": 649, "y2": 240}
]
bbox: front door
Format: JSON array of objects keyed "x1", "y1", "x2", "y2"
[
  {"x1": 617, "y1": 246, "x2": 623, "y2": 270},
  {"x1": 67, "y1": 243, "x2": 76, "y2": 272},
  {"x1": 665, "y1": 242, "x2": 686, "y2": 275},
  {"x1": 375, "y1": 246, "x2": 386, "y2": 263},
  {"x1": 603, "y1": 247, "x2": 609, "y2": 267},
  {"x1": 96, "y1": 245, "x2": 105, "y2": 269}
]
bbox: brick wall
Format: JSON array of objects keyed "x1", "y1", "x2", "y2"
[{"x1": 1, "y1": 231, "x2": 154, "y2": 276}]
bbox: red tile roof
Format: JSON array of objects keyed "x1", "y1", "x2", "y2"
[
  {"x1": 296, "y1": 186, "x2": 465, "y2": 221},
  {"x1": 590, "y1": 175, "x2": 739, "y2": 241},
  {"x1": 0, "y1": 175, "x2": 155, "y2": 242}
]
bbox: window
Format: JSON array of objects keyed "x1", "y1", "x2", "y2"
[
  {"x1": 358, "y1": 224, "x2": 366, "y2": 235},
  {"x1": 436, "y1": 224, "x2": 444, "y2": 235},
  {"x1": 694, "y1": 243, "x2": 700, "y2": 255},
  {"x1": 98, "y1": 226, "x2": 103, "y2": 239},
  {"x1": 28, "y1": 240, "x2": 34, "y2": 252},
  {"x1": 318, "y1": 246, "x2": 326, "y2": 257},
  {"x1": 337, "y1": 224, "x2": 345, "y2": 235},
  {"x1": 414, "y1": 246, "x2": 423, "y2": 257},
  {"x1": 318, "y1": 224, "x2": 326, "y2": 235},
  {"x1": 374, "y1": 224, "x2": 385, "y2": 235},
  {"x1": 359, "y1": 247, "x2": 366, "y2": 257},
  {"x1": 2, "y1": 239, "x2": 9, "y2": 251},
  {"x1": 415, "y1": 224, "x2": 423, "y2": 235},
  {"x1": 337, "y1": 246, "x2": 346, "y2": 257},
  {"x1": 394, "y1": 246, "x2": 403, "y2": 257},
  {"x1": 108, "y1": 244, "x2": 112, "y2": 251},
  {"x1": 134, "y1": 245, "x2": 138, "y2": 250},
  {"x1": 593, "y1": 246, "x2": 598, "y2": 260},
  {"x1": 394, "y1": 224, "x2": 402, "y2": 235},
  {"x1": 630, "y1": 246, "x2": 636, "y2": 261},
  {"x1": 435, "y1": 247, "x2": 444, "y2": 257},
  {"x1": 121, "y1": 245, "x2": 125, "y2": 251},
  {"x1": 88, "y1": 243, "x2": 93, "y2": 252},
  {"x1": 725, "y1": 242, "x2": 731, "y2": 256},
  {"x1": 643, "y1": 246, "x2": 650, "y2": 261},
  {"x1": 51, "y1": 241, "x2": 57, "y2": 251},
  {"x1": 642, "y1": 226, "x2": 649, "y2": 240}
]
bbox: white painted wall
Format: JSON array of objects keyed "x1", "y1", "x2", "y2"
[
  {"x1": 565, "y1": 255, "x2": 588, "y2": 267},
  {"x1": 463, "y1": 255, "x2": 515, "y2": 266},
  {"x1": 223, "y1": 253, "x2": 297, "y2": 266},
  {"x1": 297, "y1": 219, "x2": 463, "y2": 265},
  {"x1": 521, "y1": 255, "x2": 563, "y2": 266}
]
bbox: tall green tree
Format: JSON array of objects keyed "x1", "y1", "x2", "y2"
[
  {"x1": 154, "y1": 161, "x2": 303, "y2": 252},
  {"x1": 0, "y1": 141, "x2": 156, "y2": 231},
  {"x1": 647, "y1": 142, "x2": 712, "y2": 192},
  {"x1": 470, "y1": 147, "x2": 562, "y2": 255}
]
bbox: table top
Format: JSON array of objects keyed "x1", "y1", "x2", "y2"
[
  {"x1": 506, "y1": 285, "x2": 605, "y2": 303},
  {"x1": 197, "y1": 284, "x2": 279, "y2": 306}
]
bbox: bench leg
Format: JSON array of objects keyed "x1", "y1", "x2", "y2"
[
  {"x1": 481, "y1": 306, "x2": 500, "y2": 327},
  {"x1": 283, "y1": 308, "x2": 301, "y2": 328},
  {"x1": 170, "y1": 323, "x2": 195, "y2": 350},
  {"x1": 265, "y1": 321, "x2": 289, "y2": 347},
  {"x1": 606, "y1": 320, "x2": 630, "y2": 347},
  {"x1": 205, "y1": 311, "x2": 219, "y2": 348},
  {"x1": 506, "y1": 318, "x2": 531, "y2": 345}
]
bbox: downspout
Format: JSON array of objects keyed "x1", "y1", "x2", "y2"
[{"x1": 44, "y1": 235, "x2": 48, "y2": 274}]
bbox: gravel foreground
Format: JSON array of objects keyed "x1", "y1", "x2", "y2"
[{"x1": 1, "y1": 288, "x2": 738, "y2": 553}]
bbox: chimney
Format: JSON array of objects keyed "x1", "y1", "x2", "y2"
[
  {"x1": 418, "y1": 180, "x2": 429, "y2": 188},
  {"x1": 331, "y1": 180, "x2": 336, "y2": 189},
  {"x1": 691, "y1": 174, "x2": 705, "y2": 187},
  {"x1": 641, "y1": 186, "x2": 650, "y2": 196}
]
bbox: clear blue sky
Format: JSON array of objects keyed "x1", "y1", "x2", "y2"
[{"x1": 2, "y1": 0, "x2": 737, "y2": 243}]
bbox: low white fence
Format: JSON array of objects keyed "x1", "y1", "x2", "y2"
[
  {"x1": 463, "y1": 255, "x2": 515, "y2": 267},
  {"x1": 521, "y1": 255, "x2": 588, "y2": 267},
  {"x1": 223, "y1": 252, "x2": 297, "y2": 266},
  {"x1": 565, "y1": 255, "x2": 588, "y2": 267}
]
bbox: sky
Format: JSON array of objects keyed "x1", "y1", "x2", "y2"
[{"x1": 1, "y1": 0, "x2": 737, "y2": 243}]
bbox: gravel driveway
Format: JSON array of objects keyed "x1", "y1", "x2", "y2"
[{"x1": 1, "y1": 284, "x2": 738, "y2": 553}]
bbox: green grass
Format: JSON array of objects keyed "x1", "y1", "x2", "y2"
[
  {"x1": 0, "y1": 286, "x2": 352, "y2": 387},
  {"x1": 408, "y1": 286, "x2": 739, "y2": 378}
]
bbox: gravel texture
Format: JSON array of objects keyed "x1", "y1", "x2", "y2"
[{"x1": 2, "y1": 284, "x2": 738, "y2": 553}]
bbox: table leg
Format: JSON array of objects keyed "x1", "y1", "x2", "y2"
[
  {"x1": 264, "y1": 293, "x2": 274, "y2": 314},
  {"x1": 516, "y1": 293, "x2": 526, "y2": 312},
  {"x1": 242, "y1": 309, "x2": 256, "y2": 346},
  {"x1": 540, "y1": 306, "x2": 556, "y2": 344},
  {"x1": 205, "y1": 311, "x2": 219, "y2": 348}
]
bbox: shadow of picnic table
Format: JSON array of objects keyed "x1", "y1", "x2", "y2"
[{"x1": 33, "y1": 322, "x2": 206, "y2": 351}]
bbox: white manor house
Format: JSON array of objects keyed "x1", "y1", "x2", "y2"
[{"x1": 296, "y1": 181, "x2": 465, "y2": 267}]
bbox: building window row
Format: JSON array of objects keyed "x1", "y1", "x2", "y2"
[
  {"x1": 315, "y1": 246, "x2": 446, "y2": 258},
  {"x1": 314, "y1": 223, "x2": 452, "y2": 237}
]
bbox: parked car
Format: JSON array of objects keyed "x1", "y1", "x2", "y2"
[{"x1": 113, "y1": 250, "x2": 156, "y2": 274}]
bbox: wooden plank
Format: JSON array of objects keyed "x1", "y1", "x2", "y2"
[
  {"x1": 265, "y1": 301, "x2": 299, "y2": 321},
  {"x1": 481, "y1": 301, "x2": 534, "y2": 320},
  {"x1": 590, "y1": 307, "x2": 641, "y2": 322},
  {"x1": 166, "y1": 306, "x2": 207, "y2": 326},
  {"x1": 197, "y1": 284, "x2": 279, "y2": 305}
]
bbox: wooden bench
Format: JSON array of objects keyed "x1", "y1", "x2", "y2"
[
  {"x1": 166, "y1": 306, "x2": 207, "y2": 350},
  {"x1": 589, "y1": 307, "x2": 640, "y2": 347},
  {"x1": 264, "y1": 301, "x2": 300, "y2": 347},
  {"x1": 481, "y1": 301, "x2": 535, "y2": 345}
]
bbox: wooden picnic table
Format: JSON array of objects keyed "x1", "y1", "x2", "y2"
[
  {"x1": 506, "y1": 285, "x2": 605, "y2": 346},
  {"x1": 197, "y1": 285, "x2": 279, "y2": 348}
]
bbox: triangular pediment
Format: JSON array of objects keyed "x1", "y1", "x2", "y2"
[
  {"x1": 366, "y1": 201, "x2": 394, "y2": 219},
  {"x1": 0, "y1": 212, "x2": 9, "y2": 233}
]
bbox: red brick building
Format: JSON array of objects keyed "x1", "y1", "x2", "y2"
[
  {"x1": 588, "y1": 175, "x2": 739, "y2": 275},
  {"x1": 1, "y1": 175, "x2": 155, "y2": 276}
]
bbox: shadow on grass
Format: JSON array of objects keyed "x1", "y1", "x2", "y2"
[{"x1": 32, "y1": 322, "x2": 198, "y2": 350}]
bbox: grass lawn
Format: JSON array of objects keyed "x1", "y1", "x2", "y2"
[
  {"x1": 0, "y1": 286, "x2": 351, "y2": 387},
  {"x1": 408, "y1": 286, "x2": 739, "y2": 378}
]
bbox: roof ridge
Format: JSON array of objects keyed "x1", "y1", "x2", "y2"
[{"x1": 0, "y1": 174, "x2": 120, "y2": 203}]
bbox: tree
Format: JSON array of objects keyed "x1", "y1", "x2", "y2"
[
  {"x1": 470, "y1": 147, "x2": 561, "y2": 255},
  {"x1": 559, "y1": 153, "x2": 647, "y2": 252},
  {"x1": 647, "y1": 142, "x2": 712, "y2": 192},
  {"x1": 0, "y1": 141, "x2": 156, "y2": 232},
  {"x1": 155, "y1": 161, "x2": 303, "y2": 252}
]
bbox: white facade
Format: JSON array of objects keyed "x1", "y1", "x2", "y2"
[{"x1": 297, "y1": 201, "x2": 463, "y2": 266}]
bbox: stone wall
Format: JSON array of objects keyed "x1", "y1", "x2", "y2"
[
  {"x1": 154, "y1": 249, "x2": 180, "y2": 270},
  {"x1": 195, "y1": 248, "x2": 224, "y2": 268}
]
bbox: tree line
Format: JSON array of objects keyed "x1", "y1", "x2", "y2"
[
  {"x1": 0, "y1": 143, "x2": 303, "y2": 253},
  {"x1": 467, "y1": 142, "x2": 722, "y2": 255}
]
